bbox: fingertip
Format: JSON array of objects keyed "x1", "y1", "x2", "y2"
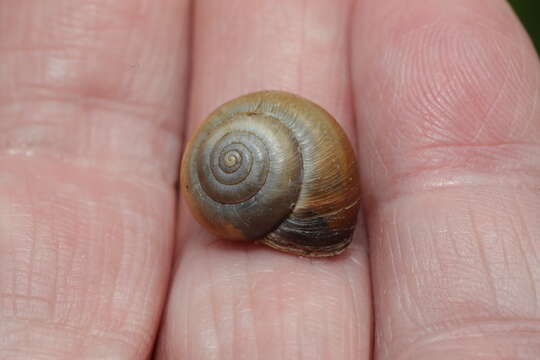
[{"x1": 351, "y1": 0, "x2": 540, "y2": 199}]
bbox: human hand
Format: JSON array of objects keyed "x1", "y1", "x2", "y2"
[{"x1": 1, "y1": 0, "x2": 539, "y2": 359}]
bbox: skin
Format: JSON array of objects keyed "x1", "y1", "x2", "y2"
[{"x1": 0, "y1": 0, "x2": 538, "y2": 359}]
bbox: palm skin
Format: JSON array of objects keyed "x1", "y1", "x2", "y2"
[{"x1": 0, "y1": 0, "x2": 539, "y2": 359}]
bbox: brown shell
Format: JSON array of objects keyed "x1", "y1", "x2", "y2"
[{"x1": 180, "y1": 90, "x2": 360, "y2": 257}]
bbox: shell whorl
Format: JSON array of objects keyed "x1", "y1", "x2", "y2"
[
  {"x1": 181, "y1": 91, "x2": 360, "y2": 257},
  {"x1": 198, "y1": 122, "x2": 270, "y2": 204}
]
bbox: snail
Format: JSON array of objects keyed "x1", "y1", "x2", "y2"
[{"x1": 180, "y1": 90, "x2": 360, "y2": 257}]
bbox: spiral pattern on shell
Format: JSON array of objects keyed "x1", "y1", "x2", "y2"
[{"x1": 181, "y1": 91, "x2": 360, "y2": 257}]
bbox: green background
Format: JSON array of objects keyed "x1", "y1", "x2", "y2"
[{"x1": 509, "y1": 0, "x2": 539, "y2": 53}]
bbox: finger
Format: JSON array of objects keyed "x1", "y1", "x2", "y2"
[
  {"x1": 0, "y1": 0, "x2": 190, "y2": 358},
  {"x1": 156, "y1": 0, "x2": 372, "y2": 359},
  {"x1": 352, "y1": 0, "x2": 540, "y2": 359}
]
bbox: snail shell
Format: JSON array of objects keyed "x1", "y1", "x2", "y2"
[{"x1": 180, "y1": 90, "x2": 360, "y2": 257}]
